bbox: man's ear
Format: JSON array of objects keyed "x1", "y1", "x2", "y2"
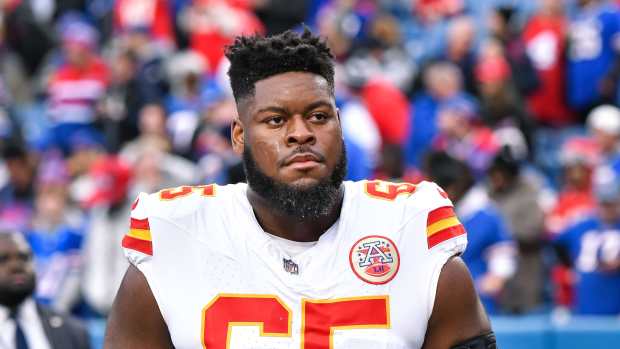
[{"x1": 231, "y1": 118, "x2": 245, "y2": 155}]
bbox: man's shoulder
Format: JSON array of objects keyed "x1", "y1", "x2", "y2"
[
  {"x1": 345, "y1": 179, "x2": 453, "y2": 217},
  {"x1": 135, "y1": 183, "x2": 245, "y2": 222}
]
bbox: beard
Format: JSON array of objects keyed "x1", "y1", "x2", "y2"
[
  {"x1": 243, "y1": 142, "x2": 347, "y2": 220},
  {"x1": 0, "y1": 275, "x2": 35, "y2": 308}
]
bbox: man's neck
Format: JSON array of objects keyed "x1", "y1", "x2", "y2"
[{"x1": 247, "y1": 186, "x2": 344, "y2": 242}]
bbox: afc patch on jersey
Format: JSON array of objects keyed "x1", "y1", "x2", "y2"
[{"x1": 349, "y1": 235, "x2": 400, "y2": 285}]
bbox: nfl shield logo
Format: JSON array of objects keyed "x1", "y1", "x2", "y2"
[{"x1": 283, "y1": 258, "x2": 299, "y2": 275}]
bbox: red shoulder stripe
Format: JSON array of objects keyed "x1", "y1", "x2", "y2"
[
  {"x1": 122, "y1": 235, "x2": 153, "y2": 256},
  {"x1": 427, "y1": 224, "x2": 466, "y2": 249},
  {"x1": 130, "y1": 217, "x2": 150, "y2": 230},
  {"x1": 427, "y1": 206, "x2": 456, "y2": 226}
]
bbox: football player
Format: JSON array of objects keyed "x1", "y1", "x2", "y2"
[{"x1": 104, "y1": 29, "x2": 496, "y2": 349}]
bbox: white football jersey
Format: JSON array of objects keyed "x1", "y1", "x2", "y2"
[{"x1": 122, "y1": 180, "x2": 467, "y2": 349}]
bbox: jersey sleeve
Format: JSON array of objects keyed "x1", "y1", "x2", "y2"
[
  {"x1": 411, "y1": 181, "x2": 468, "y2": 257},
  {"x1": 122, "y1": 192, "x2": 154, "y2": 267},
  {"x1": 405, "y1": 181, "x2": 469, "y2": 318}
]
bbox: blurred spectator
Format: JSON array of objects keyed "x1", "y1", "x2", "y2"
[
  {"x1": 118, "y1": 23, "x2": 171, "y2": 111},
  {"x1": 523, "y1": 0, "x2": 575, "y2": 127},
  {"x1": 359, "y1": 78, "x2": 410, "y2": 146},
  {"x1": 433, "y1": 96, "x2": 500, "y2": 177},
  {"x1": 165, "y1": 50, "x2": 211, "y2": 115},
  {"x1": 475, "y1": 39, "x2": 531, "y2": 135},
  {"x1": 441, "y1": 16, "x2": 478, "y2": 95},
  {"x1": 0, "y1": 231, "x2": 91, "y2": 349},
  {"x1": 405, "y1": 61, "x2": 471, "y2": 167},
  {"x1": 415, "y1": 0, "x2": 465, "y2": 25},
  {"x1": 2, "y1": 0, "x2": 55, "y2": 79},
  {"x1": 25, "y1": 154, "x2": 84, "y2": 313},
  {"x1": 337, "y1": 88, "x2": 381, "y2": 168},
  {"x1": 182, "y1": 0, "x2": 264, "y2": 75},
  {"x1": 80, "y1": 155, "x2": 133, "y2": 315},
  {"x1": 0, "y1": 145, "x2": 36, "y2": 231},
  {"x1": 114, "y1": 0, "x2": 176, "y2": 51},
  {"x1": 45, "y1": 18, "x2": 108, "y2": 155},
  {"x1": 546, "y1": 137, "x2": 599, "y2": 236},
  {"x1": 567, "y1": 0, "x2": 620, "y2": 117},
  {"x1": 120, "y1": 103, "x2": 171, "y2": 164},
  {"x1": 488, "y1": 5, "x2": 540, "y2": 97},
  {"x1": 426, "y1": 151, "x2": 516, "y2": 314},
  {"x1": 586, "y1": 104, "x2": 620, "y2": 164},
  {"x1": 487, "y1": 147, "x2": 546, "y2": 313},
  {"x1": 344, "y1": 14, "x2": 416, "y2": 91},
  {"x1": 253, "y1": 0, "x2": 307, "y2": 36},
  {"x1": 554, "y1": 166, "x2": 620, "y2": 315},
  {"x1": 192, "y1": 98, "x2": 242, "y2": 184},
  {"x1": 100, "y1": 49, "x2": 143, "y2": 149}
]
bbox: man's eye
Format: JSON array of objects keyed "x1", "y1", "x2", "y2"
[
  {"x1": 310, "y1": 113, "x2": 328, "y2": 121},
  {"x1": 266, "y1": 116, "x2": 284, "y2": 126}
]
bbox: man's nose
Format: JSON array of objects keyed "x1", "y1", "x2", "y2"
[{"x1": 286, "y1": 115, "x2": 316, "y2": 146}]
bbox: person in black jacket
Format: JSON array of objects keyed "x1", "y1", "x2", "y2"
[{"x1": 0, "y1": 231, "x2": 91, "y2": 349}]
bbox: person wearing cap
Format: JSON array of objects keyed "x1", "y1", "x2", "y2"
[
  {"x1": 45, "y1": 16, "x2": 108, "y2": 155},
  {"x1": 546, "y1": 137, "x2": 599, "y2": 236},
  {"x1": 0, "y1": 231, "x2": 91, "y2": 348},
  {"x1": 553, "y1": 166, "x2": 620, "y2": 315},
  {"x1": 587, "y1": 104, "x2": 620, "y2": 164}
]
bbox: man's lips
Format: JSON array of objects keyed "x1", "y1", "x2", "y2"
[{"x1": 282, "y1": 152, "x2": 323, "y2": 170}]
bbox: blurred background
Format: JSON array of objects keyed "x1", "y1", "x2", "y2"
[{"x1": 1, "y1": 0, "x2": 620, "y2": 348}]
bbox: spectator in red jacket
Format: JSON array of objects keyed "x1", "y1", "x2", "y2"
[{"x1": 523, "y1": 0, "x2": 575, "y2": 127}]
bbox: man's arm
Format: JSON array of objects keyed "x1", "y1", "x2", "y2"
[
  {"x1": 422, "y1": 257, "x2": 494, "y2": 349},
  {"x1": 104, "y1": 265, "x2": 174, "y2": 349}
]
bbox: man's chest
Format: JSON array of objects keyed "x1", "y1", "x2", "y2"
[{"x1": 152, "y1": 237, "x2": 428, "y2": 349}]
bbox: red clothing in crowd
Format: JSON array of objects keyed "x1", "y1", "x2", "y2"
[
  {"x1": 523, "y1": 14, "x2": 574, "y2": 126},
  {"x1": 360, "y1": 79, "x2": 410, "y2": 145},
  {"x1": 545, "y1": 189, "x2": 595, "y2": 237},
  {"x1": 114, "y1": 0, "x2": 175, "y2": 45},
  {"x1": 189, "y1": 0, "x2": 264, "y2": 73},
  {"x1": 47, "y1": 58, "x2": 109, "y2": 124}
]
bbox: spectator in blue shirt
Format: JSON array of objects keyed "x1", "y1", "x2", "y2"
[
  {"x1": 24, "y1": 154, "x2": 84, "y2": 313},
  {"x1": 554, "y1": 166, "x2": 620, "y2": 315},
  {"x1": 567, "y1": 0, "x2": 620, "y2": 117}
]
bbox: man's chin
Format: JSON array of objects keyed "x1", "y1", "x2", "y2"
[{"x1": 286, "y1": 176, "x2": 323, "y2": 190}]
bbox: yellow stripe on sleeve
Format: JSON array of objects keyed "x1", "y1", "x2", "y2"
[
  {"x1": 126, "y1": 228, "x2": 152, "y2": 242},
  {"x1": 427, "y1": 216, "x2": 461, "y2": 237}
]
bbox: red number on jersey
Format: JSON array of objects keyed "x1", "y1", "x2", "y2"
[
  {"x1": 201, "y1": 294, "x2": 389, "y2": 348},
  {"x1": 364, "y1": 180, "x2": 416, "y2": 201},
  {"x1": 302, "y1": 296, "x2": 390, "y2": 349},
  {"x1": 201, "y1": 294, "x2": 292, "y2": 349},
  {"x1": 159, "y1": 184, "x2": 216, "y2": 200}
]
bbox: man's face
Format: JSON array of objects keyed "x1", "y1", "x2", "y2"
[
  {"x1": 232, "y1": 72, "x2": 346, "y2": 218},
  {"x1": 0, "y1": 235, "x2": 35, "y2": 308},
  {"x1": 233, "y1": 72, "x2": 343, "y2": 188}
]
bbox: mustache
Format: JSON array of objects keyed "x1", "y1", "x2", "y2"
[{"x1": 278, "y1": 146, "x2": 326, "y2": 167}]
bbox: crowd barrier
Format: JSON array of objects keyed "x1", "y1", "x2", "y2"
[{"x1": 87, "y1": 314, "x2": 620, "y2": 349}]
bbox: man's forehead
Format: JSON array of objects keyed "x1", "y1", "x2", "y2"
[{"x1": 241, "y1": 72, "x2": 333, "y2": 113}]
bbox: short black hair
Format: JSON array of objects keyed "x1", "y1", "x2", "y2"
[{"x1": 225, "y1": 28, "x2": 335, "y2": 103}]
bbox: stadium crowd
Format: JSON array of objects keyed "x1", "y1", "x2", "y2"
[{"x1": 1, "y1": 0, "x2": 620, "y2": 331}]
